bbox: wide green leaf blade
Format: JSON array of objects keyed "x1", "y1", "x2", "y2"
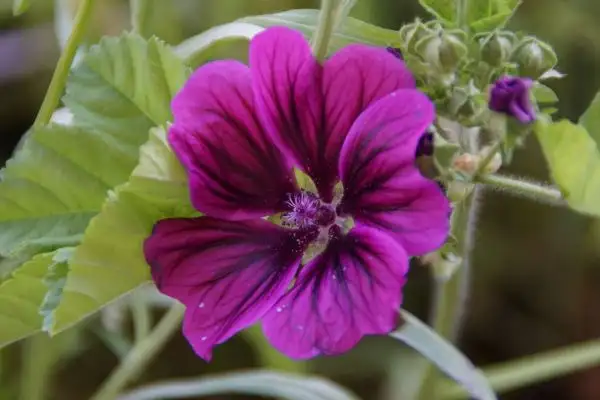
[
  {"x1": 63, "y1": 33, "x2": 189, "y2": 141},
  {"x1": 239, "y1": 9, "x2": 400, "y2": 53},
  {"x1": 0, "y1": 251, "x2": 63, "y2": 347},
  {"x1": 580, "y1": 91, "x2": 600, "y2": 147},
  {"x1": 51, "y1": 127, "x2": 196, "y2": 333},
  {"x1": 0, "y1": 124, "x2": 136, "y2": 260},
  {"x1": 390, "y1": 310, "x2": 497, "y2": 400},
  {"x1": 535, "y1": 119, "x2": 600, "y2": 216},
  {"x1": 117, "y1": 371, "x2": 360, "y2": 400}
]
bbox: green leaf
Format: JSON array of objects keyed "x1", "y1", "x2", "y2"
[
  {"x1": 12, "y1": 0, "x2": 30, "y2": 15},
  {"x1": 0, "y1": 124, "x2": 136, "y2": 259},
  {"x1": 418, "y1": 0, "x2": 455, "y2": 23},
  {"x1": 469, "y1": 0, "x2": 522, "y2": 32},
  {"x1": 117, "y1": 371, "x2": 360, "y2": 400},
  {"x1": 535, "y1": 119, "x2": 600, "y2": 216},
  {"x1": 40, "y1": 247, "x2": 73, "y2": 332},
  {"x1": 532, "y1": 83, "x2": 559, "y2": 104},
  {"x1": 390, "y1": 310, "x2": 497, "y2": 400},
  {"x1": 418, "y1": 0, "x2": 521, "y2": 32},
  {"x1": 174, "y1": 22, "x2": 263, "y2": 67},
  {"x1": 64, "y1": 33, "x2": 189, "y2": 142},
  {"x1": 51, "y1": 127, "x2": 196, "y2": 333},
  {"x1": 239, "y1": 9, "x2": 400, "y2": 53},
  {"x1": 580, "y1": 91, "x2": 600, "y2": 147},
  {"x1": 0, "y1": 251, "x2": 56, "y2": 347}
]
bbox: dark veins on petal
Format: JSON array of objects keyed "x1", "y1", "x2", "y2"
[{"x1": 146, "y1": 218, "x2": 317, "y2": 340}]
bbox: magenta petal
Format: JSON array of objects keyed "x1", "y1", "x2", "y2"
[
  {"x1": 321, "y1": 45, "x2": 416, "y2": 198},
  {"x1": 144, "y1": 217, "x2": 309, "y2": 360},
  {"x1": 169, "y1": 60, "x2": 296, "y2": 220},
  {"x1": 262, "y1": 226, "x2": 408, "y2": 359},
  {"x1": 249, "y1": 27, "x2": 332, "y2": 198},
  {"x1": 338, "y1": 90, "x2": 451, "y2": 256}
]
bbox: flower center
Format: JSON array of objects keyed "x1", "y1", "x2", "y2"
[{"x1": 282, "y1": 191, "x2": 336, "y2": 228}]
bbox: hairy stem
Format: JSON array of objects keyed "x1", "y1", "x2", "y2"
[
  {"x1": 33, "y1": 0, "x2": 95, "y2": 128},
  {"x1": 90, "y1": 303, "x2": 185, "y2": 400},
  {"x1": 418, "y1": 189, "x2": 480, "y2": 399},
  {"x1": 456, "y1": 0, "x2": 470, "y2": 32},
  {"x1": 440, "y1": 337, "x2": 600, "y2": 398},
  {"x1": 477, "y1": 173, "x2": 565, "y2": 206},
  {"x1": 19, "y1": 335, "x2": 55, "y2": 400},
  {"x1": 131, "y1": 292, "x2": 152, "y2": 343},
  {"x1": 311, "y1": 0, "x2": 337, "y2": 62},
  {"x1": 131, "y1": 0, "x2": 151, "y2": 37}
]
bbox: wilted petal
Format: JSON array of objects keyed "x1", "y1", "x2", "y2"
[
  {"x1": 320, "y1": 44, "x2": 416, "y2": 201},
  {"x1": 144, "y1": 217, "x2": 312, "y2": 360},
  {"x1": 338, "y1": 90, "x2": 450, "y2": 256},
  {"x1": 262, "y1": 225, "x2": 408, "y2": 359},
  {"x1": 170, "y1": 60, "x2": 296, "y2": 220}
]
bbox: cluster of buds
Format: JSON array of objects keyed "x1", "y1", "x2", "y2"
[
  {"x1": 398, "y1": 20, "x2": 468, "y2": 88},
  {"x1": 400, "y1": 18, "x2": 561, "y2": 191}
]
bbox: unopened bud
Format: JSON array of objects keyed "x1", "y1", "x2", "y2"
[
  {"x1": 416, "y1": 31, "x2": 468, "y2": 72},
  {"x1": 512, "y1": 37, "x2": 558, "y2": 79},
  {"x1": 448, "y1": 81, "x2": 482, "y2": 117},
  {"x1": 480, "y1": 31, "x2": 514, "y2": 67},
  {"x1": 452, "y1": 153, "x2": 480, "y2": 175},
  {"x1": 399, "y1": 20, "x2": 432, "y2": 55}
]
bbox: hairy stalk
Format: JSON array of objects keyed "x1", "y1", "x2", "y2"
[
  {"x1": 131, "y1": 291, "x2": 152, "y2": 343},
  {"x1": 456, "y1": 0, "x2": 470, "y2": 32},
  {"x1": 33, "y1": 0, "x2": 95, "y2": 128},
  {"x1": 474, "y1": 141, "x2": 502, "y2": 177},
  {"x1": 477, "y1": 173, "x2": 565, "y2": 206},
  {"x1": 418, "y1": 189, "x2": 480, "y2": 399},
  {"x1": 131, "y1": 0, "x2": 151, "y2": 37},
  {"x1": 311, "y1": 0, "x2": 337, "y2": 62},
  {"x1": 440, "y1": 337, "x2": 600, "y2": 398},
  {"x1": 90, "y1": 303, "x2": 185, "y2": 400},
  {"x1": 19, "y1": 335, "x2": 55, "y2": 400}
]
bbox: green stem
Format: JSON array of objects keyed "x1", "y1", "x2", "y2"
[
  {"x1": 311, "y1": 0, "x2": 337, "y2": 62},
  {"x1": 418, "y1": 191, "x2": 479, "y2": 400},
  {"x1": 474, "y1": 141, "x2": 502, "y2": 177},
  {"x1": 456, "y1": 0, "x2": 469, "y2": 32},
  {"x1": 131, "y1": 292, "x2": 152, "y2": 343},
  {"x1": 440, "y1": 337, "x2": 600, "y2": 399},
  {"x1": 19, "y1": 334, "x2": 55, "y2": 400},
  {"x1": 131, "y1": 0, "x2": 151, "y2": 37},
  {"x1": 90, "y1": 303, "x2": 185, "y2": 400},
  {"x1": 477, "y1": 173, "x2": 565, "y2": 206},
  {"x1": 33, "y1": 0, "x2": 95, "y2": 128}
]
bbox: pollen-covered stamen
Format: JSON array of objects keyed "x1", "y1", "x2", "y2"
[{"x1": 282, "y1": 191, "x2": 320, "y2": 228}]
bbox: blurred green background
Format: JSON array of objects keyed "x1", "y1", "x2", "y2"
[{"x1": 1, "y1": 0, "x2": 600, "y2": 399}]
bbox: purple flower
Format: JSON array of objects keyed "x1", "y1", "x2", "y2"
[
  {"x1": 144, "y1": 27, "x2": 450, "y2": 361},
  {"x1": 489, "y1": 76, "x2": 536, "y2": 123}
]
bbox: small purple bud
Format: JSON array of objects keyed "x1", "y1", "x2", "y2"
[
  {"x1": 386, "y1": 47, "x2": 404, "y2": 60},
  {"x1": 489, "y1": 76, "x2": 536, "y2": 124},
  {"x1": 416, "y1": 131, "x2": 434, "y2": 157}
]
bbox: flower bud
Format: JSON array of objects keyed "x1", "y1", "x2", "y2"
[
  {"x1": 480, "y1": 31, "x2": 514, "y2": 67},
  {"x1": 398, "y1": 20, "x2": 432, "y2": 55},
  {"x1": 511, "y1": 37, "x2": 558, "y2": 79},
  {"x1": 416, "y1": 32, "x2": 468, "y2": 72},
  {"x1": 489, "y1": 76, "x2": 536, "y2": 123}
]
